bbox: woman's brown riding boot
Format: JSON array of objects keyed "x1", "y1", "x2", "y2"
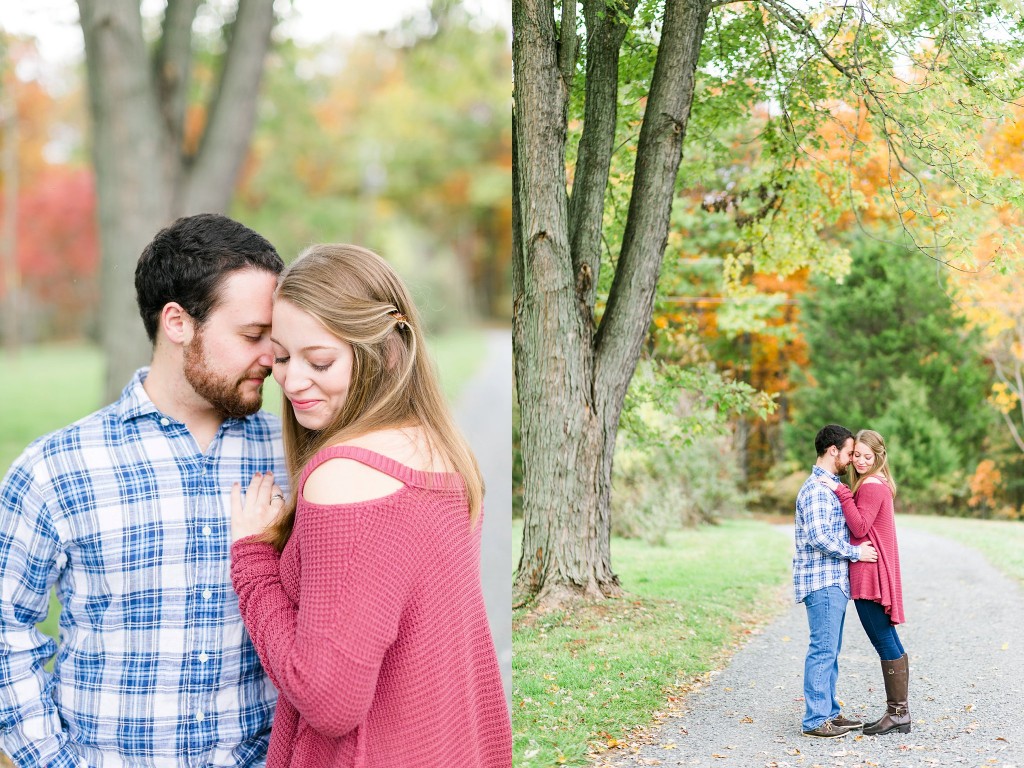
[{"x1": 863, "y1": 653, "x2": 911, "y2": 735}]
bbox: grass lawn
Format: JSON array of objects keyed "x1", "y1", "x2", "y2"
[
  {"x1": 901, "y1": 514, "x2": 1024, "y2": 585},
  {"x1": 0, "y1": 330, "x2": 488, "y2": 645},
  {"x1": 0, "y1": 344, "x2": 104, "y2": 476},
  {"x1": 512, "y1": 518, "x2": 793, "y2": 767}
]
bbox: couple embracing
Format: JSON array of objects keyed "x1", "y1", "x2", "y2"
[
  {"x1": 793, "y1": 424, "x2": 910, "y2": 739},
  {"x1": 0, "y1": 214, "x2": 511, "y2": 767}
]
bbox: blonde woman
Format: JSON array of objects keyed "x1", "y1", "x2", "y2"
[
  {"x1": 228, "y1": 244, "x2": 511, "y2": 767},
  {"x1": 818, "y1": 429, "x2": 909, "y2": 736}
]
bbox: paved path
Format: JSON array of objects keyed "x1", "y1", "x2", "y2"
[
  {"x1": 605, "y1": 525, "x2": 1024, "y2": 767},
  {"x1": 454, "y1": 328, "x2": 512, "y2": 707}
]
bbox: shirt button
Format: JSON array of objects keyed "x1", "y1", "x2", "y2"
[
  {"x1": 199, "y1": 652, "x2": 209, "y2": 663},
  {"x1": 195, "y1": 711, "x2": 205, "y2": 722},
  {"x1": 160, "y1": 417, "x2": 170, "y2": 427},
  {"x1": 202, "y1": 589, "x2": 212, "y2": 600},
  {"x1": 202, "y1": 526, "x2": 212, "y2": 536}
]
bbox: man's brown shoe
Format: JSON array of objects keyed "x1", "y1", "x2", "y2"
[
  {"x1": 802, "y1": 720, "x2": 852, "y2": 738},
  {"x1": 831, "y1": 713, "x2": 863, "y2": 728}
]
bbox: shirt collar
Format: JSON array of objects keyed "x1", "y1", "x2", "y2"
[
  {"x1": 115, "y1": 367, "x2": 161, "y2": 422},
  {"x1": 811, "y1": 464, "x2": 840, "y2": 483}
]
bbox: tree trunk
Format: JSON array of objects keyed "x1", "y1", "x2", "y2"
[
  {"x1": 513, "y1": 0, "x2": 710, "y2": 608},
  {"x1": 77, "y1": 0, "x2": 276, "y2": 402}
]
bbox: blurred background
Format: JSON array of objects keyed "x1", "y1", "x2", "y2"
[{"x1": 0, "y1": 0, "x2": 513, "y2": 740}]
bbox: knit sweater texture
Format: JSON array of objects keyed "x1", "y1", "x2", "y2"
[
  {"x1": 834, "y1": 481, "x2": 905, "y2": 625},
  {"x1": 230, "y1": 445, "x2": 512, "y2": 767}
]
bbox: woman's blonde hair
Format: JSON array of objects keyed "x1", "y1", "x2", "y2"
[
  {"x1": 851, "y1": 429, "x2": 898, "y2": 498},
  {"x1": 263, "y1": 244, "x2": 483, "y2": 550}
]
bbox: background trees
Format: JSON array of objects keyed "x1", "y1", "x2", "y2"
[
  {"x1": 0, "y1": 3, "x2": 512, "y2": 351},
  {"x1": 788, "y1": 237, "x2": 994, "y2": 510}
]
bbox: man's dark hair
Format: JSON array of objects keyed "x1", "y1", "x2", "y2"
[
  {"x1": 135, "y1": 213, "x2": 285, "y2": 343},
  {"x1": 814, "y1": 424, "x2": 854, "y2": 457}
]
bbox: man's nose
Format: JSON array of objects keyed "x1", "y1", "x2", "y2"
[{"x1": 256, "y1": 339, "x2": 274, "y2": 368}]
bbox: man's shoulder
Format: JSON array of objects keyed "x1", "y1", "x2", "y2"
[
  {"x1": 796, "y1": 473, "x2": 833, "y2": 506},
  {"x1": 243, "y1": 409, "x2": 283, "y2": 438},
  {"x1": 18, "y1": 401, "x2": 121, "y2": 461},
  {"x1": 3, "y1": 402, "x2": 121, "y2": 489}
]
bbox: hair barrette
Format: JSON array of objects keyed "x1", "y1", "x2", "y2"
[{"x1": 390, "y1": 311, "x2": 409, "y2": 331}]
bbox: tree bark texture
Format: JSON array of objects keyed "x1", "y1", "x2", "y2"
[
  {"x1": 77, "y1": 0, "x2": 275, "y2": 402},
  {"x1": 513, "y1": 0, "x2": 710, "y2": 607}
]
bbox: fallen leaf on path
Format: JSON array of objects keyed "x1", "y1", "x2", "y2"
[
  {"x1": 659, "y1": 743, "x2": 676, "y2": 750},
  {"x1": 740, "y1": 716, "x2": 754, "y2": 723},
  {"x1": 785, "y1": 748, "x2": 800, "y2": 756},
  {"x1": 711, "y1": 754, "x2": 728, "y2": 759},
  {"x1": 965, "y1": 703, "x2": 975, "y2": 712},
  {"x1": 996, "y1": 736, "x2": 1008, "y2": 742},
  {"x1": 1001, "y1": 642, "x2": 1009, "y2": 651},
  {"x1": 781, "y1": 636, "x2": 791, "y2": 642}
]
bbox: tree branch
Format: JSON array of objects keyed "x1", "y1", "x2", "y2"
[
  {"x1": 567, "y1": 0, "x2": 639, "y2": 316},
  {"x1": 557, "y1": 0, "x2": 579, "y2": 89},
  {"x1": 594, "y1": 0, "x2": 711, "y2": 406},
  {"x1": 153, "y1": 0, "x2": 200, "y2": 159},
  {"x1": 178, "y1": 0, "x2": 276, "y2": 214}
]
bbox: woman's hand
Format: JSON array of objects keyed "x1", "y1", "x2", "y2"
[
  {"x1": 817, "y1": 476, "x2": 839, "y2": 491},
  {"x1": 231, "y1": 472, "x2": 286, "y2": 543}
]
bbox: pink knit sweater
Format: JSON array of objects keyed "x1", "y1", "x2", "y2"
[
  {"x1": 230, "y1": 446, "x2": 512, "y2": 767},
  {"x1": 834, "y1": 481, "x2": 905, "y2": 625}
]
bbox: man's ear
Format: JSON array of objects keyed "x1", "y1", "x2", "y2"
[{"x1": 160, "y1": 303, "x2": 195, "y2": 346}]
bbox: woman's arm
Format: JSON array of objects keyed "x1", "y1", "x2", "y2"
[{"x1": 834, "y1": 480, "x2": 888, "y2": 539}]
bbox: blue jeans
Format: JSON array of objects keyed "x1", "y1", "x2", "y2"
[
  {"x1": 802, "y1": 586, "x2": 848, "y2": 730},
  {"x1": 855, "y1": 599, "x2": 905, "y2": 661}
]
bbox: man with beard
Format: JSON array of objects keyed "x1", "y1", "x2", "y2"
[
  {"x1": 793, "y1": 424, "x2": 878, "y2": 739},
  {"x1": 0, "y1": 214, "x2": 286, "y2": 767}
]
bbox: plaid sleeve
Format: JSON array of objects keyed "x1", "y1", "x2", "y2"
[
  {"x1": 0, "y1": 454, "x2": 77, "y2": 766},
  {"x1": 801, "y1": 483, "x2": 859, "y2": 561}
]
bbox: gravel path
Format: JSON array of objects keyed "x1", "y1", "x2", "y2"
[
  {"x1": 454, "y1": 327, "x2": 512, "y2": 707},
  {"x1": 603, "y1": 524, "x2": 1024, "y2": 767}
]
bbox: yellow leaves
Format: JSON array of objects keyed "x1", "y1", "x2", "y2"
[
  {"x1": 968, "y1": 459, "x2": 1003, "y2": 509},
  {"x1": 989, "y1": 383, "x2": 1020, "y2": 415}
]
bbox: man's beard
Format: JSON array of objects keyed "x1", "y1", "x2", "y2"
[
  {"x1": 183, "y1": 328, "x2": 269, "y2": 419},
  {"x1": 835, "y1": 459, "x2": 851, "y2": 475}
]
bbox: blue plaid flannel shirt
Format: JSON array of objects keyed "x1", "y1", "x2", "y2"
[
  {"x1": 793, "y1": 465, "x2": 861, "y2": 604},
  {"x1": 0, "y1": 369, "x2": 287, "y2": 767}
]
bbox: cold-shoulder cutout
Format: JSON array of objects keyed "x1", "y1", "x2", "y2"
[
  {"x1": 861, "y1": 476, "x2": 886, "y2": 486},
  {"x1": 303, "y1": 457, "x2": 406, "y2": 506},
  {"x1": 298, "y1": 444, "x2": 464, "y2": 507}
]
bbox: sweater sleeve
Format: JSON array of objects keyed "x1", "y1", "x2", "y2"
[
  {"x1": 229, "y1": 539, "x2": 292, "y2": 693},
  {"x1": 834, "y1": 483, "x2": 888, "y2": 539},
  {"x1": 231, "y1": 497, "x2": 417, "y2": 739}
]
